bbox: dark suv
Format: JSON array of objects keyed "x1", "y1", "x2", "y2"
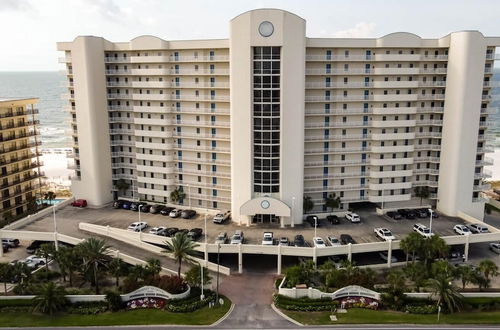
[
  {"x1": 327, "y1": 215, "x2": 340, "y2": 224},
  {"x1": 187, "y1": 228, "x2": 203, "y2": 241},
  {"x1": 386, "y1": 211, "x2": 402, "y2": 220},
  {"x1": 340, "y1": 234, "x2": 356, "y2": 245},
  {"x1": 294, "y1": 235, "x2": 306, "y2": 247},
  {"x1": 305, "y1": 215, "x2": 321, "y2": 227},
  {"x1": 113, "y1": 200, "x2": 125, "y2": 209}
]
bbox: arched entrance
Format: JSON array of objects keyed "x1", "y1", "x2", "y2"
[{"x1": 240, "y1": 196, "x2": 291, "y2": 226}]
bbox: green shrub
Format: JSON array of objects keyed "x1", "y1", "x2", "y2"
[
  {"x1": 105, "y1": 291, "x2": 123, "y2": 311},
  {"x1": 0, "y1": 299, "x2": 33, "y2": 307},
  {"x1": 67, "y1": 301, "x2": 108, "y2": 315},
  {"x1": 463, "y1": 297, "x2": 500, "y2": 311},
  {"x1": 273, "y1": 294, "x2": 339, "y2": 312},
  {"x1": 167, "y1": 290, "x2": 216, "y2": 313},
  {"x1": 33, "y1": 270, "x2": 61, "y2": 282},
  {"x1": 405, "y1": 304, "x2": 438, "y2": 314}
]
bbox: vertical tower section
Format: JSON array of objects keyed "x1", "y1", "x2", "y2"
[
  {"x1": 230, "y1": 9, "x2": 305, "y2": 226},
  {"x1": 58, "y1": 37, "x2": 113, "y2": 206},
  {"x1": 437, "y1": 31, "x2": 487, "y2": 219}
]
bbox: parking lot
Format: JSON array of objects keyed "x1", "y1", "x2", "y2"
[{"x1": 18, "y1": 203, "x2": 473, "y2": 247}]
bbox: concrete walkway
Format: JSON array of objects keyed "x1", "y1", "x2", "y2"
[{"x1": 217, "y1": 272, "x2": 296, "y2": 329}]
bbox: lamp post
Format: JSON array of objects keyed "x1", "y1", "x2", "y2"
[
  {"x1": 187, "y1": 184, "x2": 191, "y2": 208},
  {"x1": 291, "y1": 197, "x2": 295, "y2": 228},
  {"x1": 428, "y1": 208, "x2": 434, "y2": 233},
  {"x1": 200, "y1": 262, "x2": 204, "y2": 300},
  {"x1": 139, "y1": 204, "x2": 143, "y2": 241},
  {"x1": 216, "y1": 243, "x2": 220, "y2": 305},
  {"x1": 53, "y1": 204, "x2": 59, "y2": 251},
  {"x1": 314, "y1": 216, "x2": 318, "y2": 238}
]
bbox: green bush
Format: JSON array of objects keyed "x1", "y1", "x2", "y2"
[
  {"x1": 273, "y1": 294, "x2": 339, "y2": 312},
  {"x1": 405, "y1": 304, "x2": 438, "y2": 314},
  {"x1": 167, "y1": 289, "x2": 216, "y2": 313},
  {"x1": 65, "y1": 288, "x2": 96, "y2": 295},
  {"x1": 463, "y1": 297, "x2": 500, "y2": 311},
  {"x1": 105, "y1": 291, "x2": 123, "y2": 312},
  {"x1": 0, "y1": 299, "x2": 33, "y2": 307},
  {"x1": 67, "y1": 301, "x2": 108, "y2": 315},
  {"x1": 33, "y1": 270, "x2": 61, "y2": 282}
]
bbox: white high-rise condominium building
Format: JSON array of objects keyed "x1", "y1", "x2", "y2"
[{"x1": 58, "y1": 9, "x2": 498, "y2": 226}]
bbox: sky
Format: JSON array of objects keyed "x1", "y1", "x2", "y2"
[{"x1": 1, "y1": 0, "x2": 500, "y2": 71}]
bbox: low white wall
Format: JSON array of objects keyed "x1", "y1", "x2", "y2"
[
  {"x1": 405, "y1": 292, "x2": 500, "y2": 299},
  {"x1": 2, "y1": 198, "x2": 74, "y2": 230},
  {"x1": 487, "y1": 198, "x2": 500, "y2": 210},
  {"x1": 457, "y1": 211, "x2": 500, "y2": 233}
]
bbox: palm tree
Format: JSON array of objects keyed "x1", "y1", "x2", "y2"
[
  {"x1": 77, "y1": 238, "x2": 111, "y2": 294},
  {"x1": 303, "y1": 196, "x2": 314, "y2": 214},
  {"x1": 420, "y1": 235, "x2": 449, "y2": 267},
  {"x1": 43, "y1": 191, "x2": 57, "y2": 205},
  {"x1": 413, "y1": 186, "x2": 430, "y2": 205},
  {"x1": 455, "y1": 264, "x2": 477, "y2": 290},
  {"x1": 403, "y1": 262, "x2": 427, "y2": 291},
  {"x1": 0, "y1": 263, "x2": 14, "y2": 294},
  {"x1": 145, "y1": 258, "x2": 162, "y2": 278},
  {"x1": 163, "y1": 232, "x2": 199, "y2": 277},
  {"x1": 426, "y1": 274, "x2": 462, "y2": 313},
  {"x1": 114, "y1": 179, "x2": 130, "y2": 196},
  {"x1": 478, "y1": 259, "x2": 499, "y2": 286},
  {"x1": 108, "y1": 258, "x2": 127, "y2": 287},
  {"x1": 32, "y1": 282, "x2": 68, "y2": 315},
  {"x1": 400, "y1": 232, "x2": 424, "y2": 264},
  {"x1": 36, "y1": 243, "x2": 56, "y2": 272},
  {"x1": 170, "y1": 187, "x2": 186, "y2": 204},
  {"x1": 324, "y1": 193, "x2": 341, "y2": 212}
]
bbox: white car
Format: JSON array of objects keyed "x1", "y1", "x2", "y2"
[
  {"x1": 379, "y1": 252, "x2": 398, "y2": 263},
  {"x1": 127, "y1": 221, "x2": 148, "y2": 232},
  {"x1": 21, "y1": 255, "x2": 46, "y2": 269},
  {"x1": 213, "y1": 211, "x2": 231, "y2": 224},
  {"x1": 149, "y1": 226, "x2": 167, "y2": 236},
  {"x1": 169, "y1": 209, "x2": 182, "y2": 218},
  {"x1": 327, "y1": 236, "x2": 341, "y2": 247},
  {"x1": 469, "y1": 223, "x2": 489, "y2": 234},
  {"x1": 453, "y1": 224, "x2": 471, "y2": 236},
  {"x1": 231, "y1": 230, "x2": 244, "y2": 244},
  {"x1": 313, "y1": 237, "x2": 326, "y2": 248},
  {"x1": 215, "y1": 232, "x2": 228, "y2": 244},
  {"x1": 345, "y1": 212, "x2": 361, "y2": 223},
  {"x1": 413, "y1": 223, "x2": 434, "y2": 238},
  {"x1": 262, "y1": 232, "x2": 274, "y2": 246},
  {"x1": 374, "y1": 227, "x2": 396, "y2": 241},
  {"x1": 489, "y1": 243, "x2": 500, "y2": 254}
]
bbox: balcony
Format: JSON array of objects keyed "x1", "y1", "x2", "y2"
[
  {"x1": 0, "y1": 130, "x2": 39, "y2": 143},
  {"x1": 304, "y1": 172, "x2": 367, "y2": 180},
  {"x1": 305, "y1": 147, "x2": 369, "y2": 154},
  {"x1": 413, "y1": 168, "x2": 439, "y2": 175},
  {"x1": 305, "y1": 108, "x2": 372, "y2": 115},
  {"x1": 109, "y1": 117, "x2": 134, "y2": 124},
  {"x1": 305, "y1": 54, "x2": 448, "y2": 61},
  {"x1": 174, "y1": 82, "x2": 230, "y2": 89},
  {"x1": 415, "y1": 131, "x2": 442, "y2": 138},
  {"x1": 177, "y1": 156, "x2": 231, "y2": 166},
  {"x1": 304, "y1": 134, "x2": 371, "y2": 142},
  {"x1": 112, "y1": 173, "x2": 136, "y2": 180},
  {"x1": 170, "y1": 55, "x2": 229, "y2": 62},
  {"x1": 369, "y1": 158, "x2": 414, "y2": 166},
  {"x1": 177, "y1": 168, "x2": 231, "y2": 178},
  {"x1": 130, "y1": 68, "x2": 170, "y2": 75},
  {"x1": 137, "y1": 176, "x2": 175, "y2": 186},
  {"x1": 477, "y1": 146, "x2": 495, "y2": 153},
  {"x1": 371, "y1": 132, "x2": 415, "y2": 140},
  {"x1": 370, "y1": 145, "x2": 414, "y2": 153},
  {"x1": 372, "y1": 94, "x2": 418, "y2": 102},
  {"x1": 108, "y1": 105, "x2": 133, "y2": 112},
  {"x1": 109, "y1": 129, "x2": 134, "y2": 135},
  {"x1": 106, "y1": 81, "x2": 132, "y2": 87},
  {"x1": 416, "y1": 120, "x2": 443, "y2": 126},
  {"x1": 136, "y1": 164, "x2": 174, "y2": 174},
  {"x1": 129, "y1": 55, "x2": 170, "y2": 63},
  {"x1": 414, "y1": 144, "x2": 442, "y2": 151},
  {"x1": 175, "y1": 120, "x2": 230, "y2": 128},
  {"x1": 110, "y1": 139, "x2": 136, "y2": 147},
  {"x1": 175, "y1": 144, "x2": 231, "y2": 153},
  {"x1": 104, "y1": 56, "x2": 130, "y2": 63},
  {"x1": 304, "y1": 159, "x2": 367, "y2": 167},
  {"x1": 371, "y1": 120, "x2": 416, "y2": 128},
  {"x1": 417, "y1": 107, "x2": 444, "y2": 113},
  {"x1": 304, "y1": 184, "x2": 366, "y2": 193},
  {"x1": 473, "y1": 184, "x2": 491, "y2": 191},
  {"x1": 0, "y1": 141, "x2": 42, "y2": 155},
  {"x1": 414, "y1": 157, "x2": 440, "y2": 163},
  {"x1": 372, "y1": 107, "x2": 417, "y2": 115},
  {"x1": 305, "y1": 95, "x2": 372, "y2": 102},
  {"x1": 476, "y1": 157, "x2": 494, "y2": 166},
  {"x1": 111, "y1": 151, "x2": 136, "y2": 158},
  {"x1": 58, "y1": 56, "x2": 72, "y2": 63},
  {"x1": 172, "y1": 69, "x2": 229, "y2": 75},
  {"x1": 180, "y1": 181, "x2": 231, "y2": 190},
  {"x1": 105, "y1": 69, "x2": 130, "y2": 75},
  {"x1": 0, "y1": 108, "x2": 38, "y2": 119},
  {"x1": 136, "y1": 153, "x2": 174, "y2": 162},
  {"x1": 172, "y1": 107, "x2": 230, "y2": 115},
  {"x1": 369, "y1": 170, "x2": 413, "y2": 178},
  {"x1": 305, "y1": 121, "x2": 368, "y2": 129},
  {"x1": 107, "y1": 93, "x2": 132, "y2": 100},
  {"x1": 133, "y1": 117, "x2": 171, "y2": 126},
  {"x1": 368, "y1": 194, "x2": 411, "y2": 203},
  {"x1": 111, "y1": 162, "x2": 136, "y2": 169},
  {"x1": 132, "y1": 93, "x2": 170, "y2": 101},
  {"x1": 135, "y1": 142, "x2": 174, "y2": 150},
  {"x1": 134, "y1": 130, "x2": 173, "y2": 138},
  {"x1": 369, "y1": 182, "x2": 412, "y2": 190},
  {"x1": 474, "y1": 169, "x2": 492, "y2": 179},
  {"x1": 137, "y1": 187, "x2": 171, "y2": 198},
  {"x1": 173, "y1": 132, "x2": 230, "y2": 140},
  {"x1": 412, "y1": 180, "x2": 439, "y2": 187}
]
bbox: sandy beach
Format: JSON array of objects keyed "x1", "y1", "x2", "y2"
[{"x1": 41, "y1": 148, "x2": 72, "y2": 188}]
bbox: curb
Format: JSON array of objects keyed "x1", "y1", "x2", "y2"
[
  {"x1": 210, "y1": 302, "x2": 235, "y2": 327},
  {"x1": 270, "y1": 303, "x2": 304, "y2": 326}
]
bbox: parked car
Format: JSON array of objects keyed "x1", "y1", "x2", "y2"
[
  {"x1": 177, "y1": 229, "x2": 190, "y2": 236},
  {"x1": 327, "y1": 236, "x2": 341, "y2": 247},
  {"x1": 327, "y1": 215, "x2": 340, "y2": 224},
  {"x1": 113, "y1": 200, "x2": 125, "y2": 209},
  {"x1": 21, "y1": 255, "x2": 46, "y2": 269},
  {"x1": 140, "y1": 204, "x2": 152, "y2": 213},
  {"x1": 454, "y1": 224, "x2": 472, "y2": 236},
  {"x1": 169, "y1": 209, "x2": 182, "y2": 218},
  {"x1": 449, "y1": 248, "x2": 463, "y2": 261},
  {"x1": 262, "y1": 232, "x2": 274, "y2": 246},
  {"x1": 127, "y1": 221, "x2": 148, "y2": 232},
  {"x1": 213, "y1": 211, "x2": 231, "y2": 224},
  {"x1": 374, "y1": 227, "x2": 395, "y2": 241},
  {"x1": 231, "y1": 230, "x2": 244, "y2": 244},
  {"x1": 2, "y1": 243, "x2": 9, "y2": 253},
  {"x1": 149, "y1": 205, "x2": 165, "y2": 214},
  {"x1": 149, "y1": 226, "x2": 167, "y2": 236},
  {"x1": 160, "y1": 207, "x2": 175, "y2": 216},
  {"x1": 121, "y1": 200, "x2": 132, "y2": 210},
  {"x1": 130, "y1": 202, "x2": 148, "y2": 212},
  {"x1": 469, "y1": 223, "x2": 489, "y2": 234},
  {"x1": 328, "y1": 255, "x2": 344, "y2": 269},
  {"x1": 279, "y1": 237, "x2": 289, "y2": 246},
  {"x1": 386, "y1": 211, "x2": 402, "y2": 220},
  {"x1": 489, "y1": 242, "x2": 500, "y2": 254},
  {"x1": 293, "y1": 234, "x2": 306, "y2": 247},
  {"x1": 165, "y1": 227, "x2": 179, "y2": 237},
  {"x1": 340, "y1": 234, "x2": 356, "y2": 245},
  {"x1": 397, "y1": 209, "x2": 416, "y2": 219},
  {"x1": 416, "y1": 208, "x2": 429, "y2": 218},
  {"x1": 379, "y1": 252, "x2": 398, "y2": 263},
  {"x1": 215, "y1": 232, "x2": 228, "y2": 244},
  {"x1": 26, "y1": 240, "x2": 51, "y2": 254},
  {"x1": 313, "y1": 237, "x2": 326, "y2": 248},
  {"x1": 2, "y1": 238, "x2": 20, "y2": 248},
  {"x1": 305, "y1": 215, "x2": 321, "y2": 227},
  {"x1": 71, "y1": 199, "x2": 87, "y2": 208},
  {"x1": 345, "y1": 212, "x2": 361, "y2": 223},
  {"x1": 413, "y1": 223, "x2": 434, "y2": 238},
  {"x1": 187, "y1": 228, "x2": 203, "y2": 241},
  {"x1": 181, "y1": 210, "x2": 197, "y2": 219}
]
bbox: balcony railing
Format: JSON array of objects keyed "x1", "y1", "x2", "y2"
[
  {"x1": 0, "y1": 108, "x2": 39, "y2": 119},
  {"x1": 305, "y1": 54, "x2": 448, "y2": 61}
]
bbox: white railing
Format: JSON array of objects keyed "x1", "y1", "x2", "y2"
[{"x1": 305, "y1": 54, "x2": 448, "y2": 61}]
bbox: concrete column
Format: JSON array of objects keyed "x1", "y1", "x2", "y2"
[
  {"x1": 464, "y1": 234, "x2": 470, "y2": 262},
  {"x1": 348, "y1": 243, "x2": 353, "y2": 262},
  {"x1": 115, "y1": 250, "x2": 120, "y2": 258},
  {"x1": 387, "y1": 240, "x2": 393, "y2": 268},
  {"x1": 313, "y1": 246, "x2": 317, "y2": 267},
  {"x1": 54, "y1": 232, "x2": 59, "y2": 251},
  {"x1": 277, "y1": 245, "x2": 282, "y2": 274},
  {"x1": 238, "y1": 243, "x2": 243, "y2": 274},
  {"x1": 204, "y1": 243, "x2": 209, "y2": 264},
  {"x1": 0, "y1": 232, "x2": 3, "y2": 257},
  {"x1": 280, "y1": 216, "x2": 284, "y2": 228}
]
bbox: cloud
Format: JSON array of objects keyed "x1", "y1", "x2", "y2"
[
  {"x1": 84, "y1": 0, "x2": 126, "y2": 22},
  {"x1": 332, "y1": 22, "x2": 376, "y2": 38},
  {"x1": 0, "y1": 0, "x2": 33, "y2": 12}
]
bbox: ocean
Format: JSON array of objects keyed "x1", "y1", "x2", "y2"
[{"x1": 0, "y1": 71, "x2": 498, "y2": 183}]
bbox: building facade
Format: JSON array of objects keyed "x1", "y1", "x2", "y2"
[
  {"x1": 58, "y1": 8, "x2": 499, "y2": 225},
  {"x1": 0, "y1": 98, "x2": 43, "y2": 222}
]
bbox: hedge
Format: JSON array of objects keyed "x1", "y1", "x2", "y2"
[
  {"x1": 273, "y1": 294, "x2": 339, "y2": 312},
  {"x1": 405, "y1": 304, "x2": 438, "y2": 314}
]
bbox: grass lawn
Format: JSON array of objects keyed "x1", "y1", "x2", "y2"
[
  {"x1": 0, "y1": 297, "x2": 231, "y2": 327},
  {"x1": 281, "y1": 308, "x2": 500, "y2": 325}
]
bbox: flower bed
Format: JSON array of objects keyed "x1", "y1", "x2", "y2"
[
  {"x1": 338, "y1": 296, "x2": 379, "y2": 310},
  {"x1": 126, "y1": 297, "x2": 166, "y2": 310},
  {"x1": 273, "y1": 294, "x2": 339, "y2": 312}
]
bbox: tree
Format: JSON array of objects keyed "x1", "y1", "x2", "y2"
[
  {"x1": 400, "y1": 232, "x2": 424, "y2": 264},
  {"x1": 54, "y1": 246, "x2": 81, "y2": 286},
  {"x1": 114, "y1": 179, "x2": 130, "y2": 195},
  {"x1": 77, "y1": 238, "x2": 111, "y2": 294},
  {"x1": 26, "y1": 196, "x2": 38, "y2": 213},
  {"x1": 324, "y1": 193, "x2": 341, "y2": 212},
  {"x1": 36, "y1": 243, "x2": 56, "y2": 272},
  {"x1": 43, "y1": 191, "x2": 57, "y2": 205},
  {"x1": 455, "y1": 264, "x2": 477, "y2": 290},
  {"x1": 420, "y1": 235, "x2": 449, "y2": 267},
  {"x1": 478, "y1": 259, "x2": 499, "y2": 287},
  {"x1": 383, "y1": 269, "x2": 407, "y2": 310},
  {"x1": 426, "y1": 274, "x2": 463, "y2": 313},
  {"x1": 170, "y1": 187, "x2": 186, "y2": 204},
  {"x1": 105, "y1": 291, "x2": 122, "y2": 311},
  {"x1": 431, "y1": 260, "x2": 457, "y2": 279},
  {"x1": 413, "y1": 186, "x2": 430, "y2": 205},
  {"x1": 0, "y1": 263, "x2": 14, "y2": 294},
  {"x1": 403, "y1": 262, "x2": 427, "y2": 291},
  {"x1": 303, "y1": 196, "x2": 314, "y2": 214},
  {"x1": 163, "y1": 232, "x2": 199, "y2": 277},
  {"x1": 32, "y1": 282, "x2": 68, "y2": 315},
  {"x1": 185, "y1": 264, "x2": 212, "y2": 288},
  {"x1": 145, "y1": 258, "x2": 162, "y2": 278},
  {"x1": 108, "y1": 258, "x2": 127, "y2": 287}
]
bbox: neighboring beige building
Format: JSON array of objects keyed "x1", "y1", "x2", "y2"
[
  {"x1": 58, "y1": 8, "x2": 499, "y2": 225},
  {"x1": 0, "y1": 98, "x2": 43, "y2": 222}
]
